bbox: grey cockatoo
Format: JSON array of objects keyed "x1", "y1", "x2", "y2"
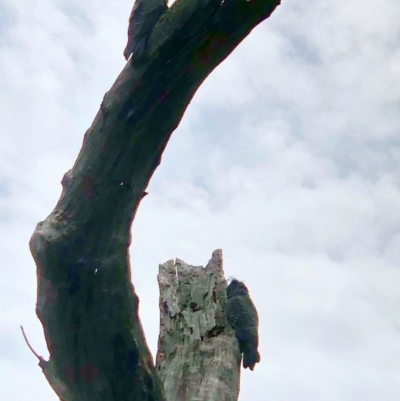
[
  {"x1": 226, "y1": 279, "x2": 261, "y2": 370},
  {"x1": 123, "y1": 0, "x2": 168, "y2": 60}
]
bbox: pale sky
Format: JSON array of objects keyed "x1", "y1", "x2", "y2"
[{"x1": 1, "y1": 0, "x2": 400, "y2": 400}]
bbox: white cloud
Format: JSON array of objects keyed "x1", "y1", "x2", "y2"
[{"x1": 1, "y1": 0, "x2": 400, "y2": 400}]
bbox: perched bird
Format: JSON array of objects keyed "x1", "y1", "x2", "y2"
[
  {"x1": 123, "y1": 0, "x2": 168, "y2": 60},
  {"x1": 226, "y1": 279, "x2": 260, "y2": 371}
]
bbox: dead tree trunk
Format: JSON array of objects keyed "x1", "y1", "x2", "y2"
[
  {"x1": 157, "y1": 250, "x2": 241, "y2": 401},
  {"x1": 28, "y1": 0, "x2": 280, "y2": 400}
]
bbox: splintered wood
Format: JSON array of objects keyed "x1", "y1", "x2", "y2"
[{"x1": 156, "y1": 249, "x2": 241, "y2": 401}]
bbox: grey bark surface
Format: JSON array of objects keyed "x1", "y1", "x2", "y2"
[
  {"x1": 28, "y1": 0, "x2": 280, "y2": 400},
  {"x1": 156, "y1": 250, "x2": 241, "y2": 401}
]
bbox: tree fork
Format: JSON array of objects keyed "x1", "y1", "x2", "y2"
[{"x1": 29, "y1": 0, "x2": 280, "y2": 399}]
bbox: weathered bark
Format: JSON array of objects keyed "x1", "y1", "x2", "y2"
[
  {"x1": 156, "y1": 250, "x2": 241, "y2": 401},
  {"x1": 29, "y1": 0, "x2": 280, "y2": 400}
]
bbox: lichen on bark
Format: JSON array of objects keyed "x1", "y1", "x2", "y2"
[{"x1": 156, "y1": 250, "x2": 241, "y2": 401}]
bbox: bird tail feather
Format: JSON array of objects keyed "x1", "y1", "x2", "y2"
[
  {"x1": 243, "y1": 349, "x2": 261, "y2": 371},
  {"x1": 123, "y1": 37, "x2": 148, "y2": 60}
]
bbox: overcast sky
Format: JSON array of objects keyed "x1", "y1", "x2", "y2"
[{"x1": 1, "y1": 0, "x2": 400, "y2": 400}]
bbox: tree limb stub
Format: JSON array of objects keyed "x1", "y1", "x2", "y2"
[
  {"x1": 157, "y1": 250, "x2": 241, "y2": 401},
  {"x1": 29, "y1": 1, "x2": 279, "y2": 400}
]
